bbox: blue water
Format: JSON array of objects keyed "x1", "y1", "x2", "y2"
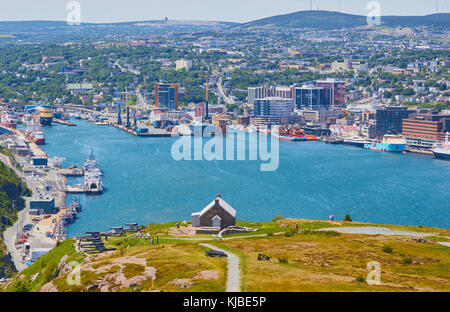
[{"x1": 39, "y1": 120, "x2": 450, "y2": 236}]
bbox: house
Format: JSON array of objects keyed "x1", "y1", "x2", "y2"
[{"x1": 192, "y1": 194, "x2": 236, "y2": 230}]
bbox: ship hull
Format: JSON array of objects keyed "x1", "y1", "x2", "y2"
[
  {"x1": 433, "y1": 151, "x2": 450, "y2": 160},
  {"x1": 34, "y1": 139, "x2": 45, "y2": 145},
  {"x1": 343, "y1": 141, "x2": 366, "y2": 148},
  {"x1": 272, "y1": 134, "x2": 306, "y2": 141},
  {"x1": 40, "y1": 117, "x2": 53, "y2": 126},
  {"x1": 364, "y1": 143, "x2": 405, "y2": 153}
]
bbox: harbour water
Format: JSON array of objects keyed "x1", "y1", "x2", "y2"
[{"x1": 40, "y1": 120, "x2": 450, "y2": 236}]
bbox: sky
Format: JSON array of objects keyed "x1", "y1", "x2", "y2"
[{"x1": 0, "y1": 0, "x2": 448, "y2": 23}]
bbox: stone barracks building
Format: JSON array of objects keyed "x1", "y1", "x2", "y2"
[{"x1": 192, "y1": 194, "x2": 236, "y2": 230}]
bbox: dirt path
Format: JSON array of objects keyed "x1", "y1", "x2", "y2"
[{"x1": 201, "y1": 244, "x2": 240, "y2": 292}]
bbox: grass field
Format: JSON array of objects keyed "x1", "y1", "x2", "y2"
[{"x1": 1, "y1": 218, "x2": 449, "y2": 292}]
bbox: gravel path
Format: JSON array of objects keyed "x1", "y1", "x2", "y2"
[
  {"x1": 320, "y1": 226, "x2": 433, "y2": 237},
  {"x1": 201, "y1": 243, "x2": 240, "y2": 292}
]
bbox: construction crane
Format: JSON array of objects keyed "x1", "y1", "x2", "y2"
[{"x1": 200, "y1": 74, "x2": 209, "y2": 122}]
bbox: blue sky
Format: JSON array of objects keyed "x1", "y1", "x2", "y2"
[{"x1": 0, "y1": 0, "x2": 448, "y2": 23}]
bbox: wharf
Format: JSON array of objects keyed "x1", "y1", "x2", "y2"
[
  {"x1": 406, "y1": 148, "x2": 434, "y2": 156},
  {"x1": 53, "y1": 118, "x2": 77, "y2": 126},
  {"x1": 60, "y1": 167, "x2": 84, "y2": 176},
  {"x1": 111, "y1": 123, "x2": 172, "y2": 137}
]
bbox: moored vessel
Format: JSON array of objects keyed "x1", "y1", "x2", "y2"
[
  {"x1": 272, "y1": 126, "x2": 318, "y2": 142},
  {"x1": 432, "y1": 133, "x2": 450, "y2": 160},
  {"x1": 364, "y1": 134, "x2": 406, "y2": 153},
  {"x1": 343, "y1": 137, "x2": 372, "y2": 148}
]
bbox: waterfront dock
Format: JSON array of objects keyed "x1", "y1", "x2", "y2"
[
  {"x1": 0, "y1": 127, "x2": 81, "y2": 271},
  {"x1": 53, "y1": 118, "x2": 77, "y2": 126},
  {"x1": 110, "y1": 123, "x2": 172, "y2": 137}
]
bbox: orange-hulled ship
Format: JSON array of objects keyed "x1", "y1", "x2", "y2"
[{"x1": 272, "y1": 126, "x2": 318, "y2": 142}]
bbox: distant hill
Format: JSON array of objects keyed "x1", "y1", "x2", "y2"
[
  {"x1": 237, "y1": 10, "x2": 450, "y2": 29},
  {"x1": 0, "y1": 20, "x2": 237, "y2": 28}
]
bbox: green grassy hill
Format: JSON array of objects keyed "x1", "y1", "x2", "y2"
[
  {"x1": 237, "y1": 10, "x2": 450, "y2": 29},
  {"x1": 0, "y1": 161, "x2": 31, "y2": 278},
  {"x1": 2, "y1": 219, "x2": 449, "y2": 292}
]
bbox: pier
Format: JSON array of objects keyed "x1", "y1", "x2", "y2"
[{"x1": 53, "y1": 118, "x2": 77, "y2": 126}]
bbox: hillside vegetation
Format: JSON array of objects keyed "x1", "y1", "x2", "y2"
[
  {"x1": 1, "y1": 219, "x2": 449, "y2": 292},
  {"x1": 0, "y1": 161, "x2": 31, "y2": 278},
  {"x1": 237, "y1": 11, "x2": 450, "y2": 29}
]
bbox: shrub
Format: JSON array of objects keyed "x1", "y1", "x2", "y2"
[
  {"x1": 272, "y1": 215, "x2": 285, "y2": 222},
  {"x1": 402, "y1": 256, "x2": 413, "y2": 264},
  {"x1": 343, "y1": 214, "x2": 352, "y2": 222},
  {"x1": 284, "y1": 228, "x2": 296, "y2": 237},
  {"x1": 278, "y1": 257, "x2": 288, "y2": 264},
  {"x1": 356, "y1": 276, "x2": 365, "y2": 283},
  {"x1": 382, "y1": 244, "x2": 393, "y2": 253}
]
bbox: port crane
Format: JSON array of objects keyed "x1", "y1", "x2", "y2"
[{"x1": 200, "y1": 74, "x2": 209, "y2": 122}]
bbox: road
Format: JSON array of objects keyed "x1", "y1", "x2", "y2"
[
  {"x1": 201, "y1": 243, "x2": 240, "y2": 292},
  {"x1": 135, "y1": 86, "x2": 151, "y2": 111},
  {"x1": 0, "y1": 152, "x2": 56, "y2": 272},
  {"x1": 217, "y1": 76, "x2": 235, "y2": 105}
]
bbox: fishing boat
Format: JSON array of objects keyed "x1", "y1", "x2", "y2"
[
  {"x1": 25, "y1": 119, "x2": 45, "y2": 144},
  {"x1": 33, "y1": 131, "x2": 45, "y2": 145},
  {"x1": 364, "y1": 134, "x2": 406, "y2": 153},
  {"x1": 68, "y1": 197, "x2": 82, "y2": 212},
  {"x1": 432, "y1": 133, "x2": 450, "y2": 160},
  {"x1": 323, "y1": 135, "x2": 344, "y2": 144},
  {"x1": 1, "y1": 111, "x2": 18, "y2": 129}
]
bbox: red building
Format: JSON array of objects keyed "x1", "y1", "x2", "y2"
[
  {"x1": 155, "y1": 83, "x2": 178, "y2": 110},
  {"x1": 402, "y1": 112, "x2": 450, "y2": 148}
]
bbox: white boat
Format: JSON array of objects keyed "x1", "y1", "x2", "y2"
[
  {"x1": 432, "y1": 133, "x2": 450, "y2": 160},
  {"x1": 84, "y1": 170, "x2": 103, "y2": 194},
  {"x1": 84, "y1": 147, "x2": 100, "y2": 172}
]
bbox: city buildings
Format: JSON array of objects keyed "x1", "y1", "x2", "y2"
[
  {"x1": 294, "y1": 84, "x2": 326, "y2": 110},
  {"x1": 316, "y1": 78, "x2": 346, "y2": 108},
  {"x1": 248, "y1": 86, "x2": 293, "y2": 105},
  {"x1": 376, "y1": 106, "x2": 413, "y2": 137},
  {"x1": 253, "y1": 97, "x2": 295, "y2": 117},
  {"x1": 175, "y1": 59, "x2": 192, "y2": 71},
  {"x1": 155, "y1": 83, "x2": 179, "y2": 110},
  {"x1": 402, "y1": 112, "x2": 450, "y2": 148}
]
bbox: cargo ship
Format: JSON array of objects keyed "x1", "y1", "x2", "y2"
[
  {"x1": 364, "y1": 134, "x2": 406, "y2": 153},
  {"x1": 432, "y1": 133, "x2": 450, "y2": 160},
  {"x1": 272, "y1": 126, "x2": 318, "y2": 142},
  {"x1": 37, "y1": 107, "x2": 53, "y2": 126}
]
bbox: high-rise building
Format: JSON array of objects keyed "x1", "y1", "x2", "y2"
[
  {"x1": 248, "y1": 86, "x2": 293, "y2": 105},
  {"x1": 155, "y1": 83, "x2": 179, "y2": 110},
  {"x1": 294, "y1": 85, "x2": 326, "y2": 110},
  {"x1": 253, "y1": 97, "x2": 295, "y2": 117},
  {"x1": 376, "y1": 106, "x2": 412, "y2": 137},
  {"x1": 175, "y1": 59, "x2": 192, "y2": 71},
  {"x1": 316, "y1": 78, "x2": 346, "y2": 108}
]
